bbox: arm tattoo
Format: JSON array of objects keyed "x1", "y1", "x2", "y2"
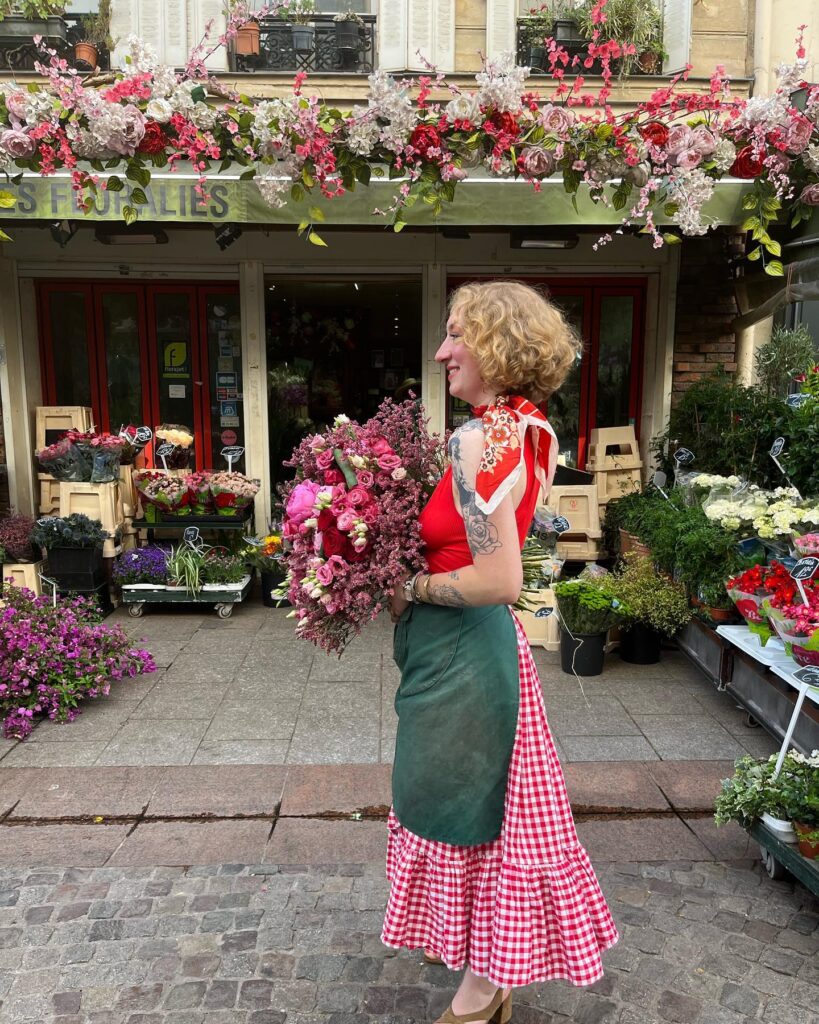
[
  {"x1": 449, "y1": 430, "x2": 502, "y2": 558},
  {"x1": 427, "y1": 581, "x2": 469, "y2": 607}
]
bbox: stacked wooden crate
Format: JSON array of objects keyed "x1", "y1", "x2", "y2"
[
  {"x1": 549, "y1": 484, "x2": 602, "y2": 561},
  {"x1": 585, "y1": 426, "x2": 643, "y2": 518},
  {"x1": 58, "y1": 481, "x2": 125, "y2": 558},
  {"x1": 517, "y1": 588, "x2": 560, "y2": 651},
  {"x1": 35, "y1": 406, "x2": 93, "y2": 515}
]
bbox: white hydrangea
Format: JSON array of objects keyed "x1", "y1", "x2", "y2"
[
  {"x1": 475, "y1": 52, "x2": 529, "y2": 114},
  {"x1": 190, "y1": 101, "x2": 218, "y2": 131},
  {"x1": 712, "y1": 138, "x2": 737, "y2": 173},
  {"x1": 256, "y1": 167, "x2": 289, "y2": 209},
  {"x1": 346, "y1": 106, "x2": 380, "y2": 157},
  {"x1": 692, "y1": 473, "x2": 742, "y2": 488},
  {"x1": 668, "y1": 168, "x2": 715, "y2": 236},
  {"x1": 804, "y1": 143, "x2": 819, "y2": 174}
]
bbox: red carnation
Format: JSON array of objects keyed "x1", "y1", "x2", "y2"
[
  {"x1": 409, "y1": 124, "x2": 442, "y2": 160},
  {"x1": 729, "y1": 145, "x2": 765, "y2": 179},
  {"x1": 138, "y1": 121, "x2": 166, "y2": 155},
  {"x1": 638, "y1": 121, "x2": 669, "y2": 149}
]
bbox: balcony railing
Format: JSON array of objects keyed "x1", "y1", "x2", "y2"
[
  {"x1": 516, "y1": 18, "x2": 589, "y2": 75},
  {"x1": 229, "y1": 13, "x2": 376, "y2": 74},
  {"x1": 0, "y1": 14, "x2": 111, "y2": 73}
]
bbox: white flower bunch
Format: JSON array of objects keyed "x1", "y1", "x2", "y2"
[
  {"x1": 692, "y1": 473, "x2": 742, "y2": 489},
  {"x1": 475, "y1": 52, "x2": 529, "y2": 114},
  {"x1": 668, "y1": 168, "x2": 715, "y2": 236}
]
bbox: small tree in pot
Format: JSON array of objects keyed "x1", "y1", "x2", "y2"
[
  {"x1": 75, "y1": 0, "x2": 113, "y2": 70},
  {"x1": 31, "y1": 513, "x2": 108, "y2": 591}
]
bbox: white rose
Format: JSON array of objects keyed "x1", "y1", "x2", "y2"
[
  {"x1": 445, "y1": 93, "x2": 480, "y2": 123},
  {"x1": 146, "y1": 98, "x2": 174, "y2": 124}
]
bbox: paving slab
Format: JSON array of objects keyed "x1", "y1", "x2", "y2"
[
  {"x1": 191, "y1": 740, "x2": 291, "y2": 765},
  {"x1": 287, "y1": 714, "x2": 380, "y2": 764},
  {"x1": 145, "y1": 766, "x2": 288, "y2": 818},
  {"x1": 8, "y1": 767, "x2": 165, "y2": 820},
  {"x1": 563, "y1": 762, "x2": 668, "y2": 813},
  {"x1": 576, "y1": 817, "x2": 714, "y2": 862},
  {"x1": 0, "y1": 741, "x2": 110, "y2": 768},
  {"x1": 0, "y1": 768, "x2": 35, "y2": 817},
  {"x1": 684, "y1": 817, "x2": 757, "y2": 860},
  {"x1": 280, "y1": 764, "x2": 392, "y2": 817},
  {"x1": 647, "y1": 760, "x2": 736, "y2": 812},
  {"x1": 561, "y1": 735, "x2": 660, "y2": 762},
  {"x1": 204, "y1": 702, "x2": 302, "y2": 741},
  {"x1": 0, "y1": 824, "x2": 130, "y2": 866},
  {"x1": 264, "y1": 819, "x2": 386, "y2": 864},
  {"x1": 632, "y1": 715, "x2": 749, "y2": 761},
  {"x1": 109, "y1": 820, "x2": 271, "y2": 865}
]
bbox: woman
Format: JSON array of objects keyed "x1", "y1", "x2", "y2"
[{"x1": 383, "y1": 281, "x2": 619, "y2": 1024}]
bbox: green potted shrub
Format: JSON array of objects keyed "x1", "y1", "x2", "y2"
[
  {"x1": 333, "y1": 5, "x2": 363, "y2": 49},
  {"x1": 165, "y1": 546, "x2": 205, "y2": 596},
  {"x1": 0, "y1": 1, "x2": 67, "y2": 43},
  {"x1": 553, "y1": 576, "x2": 627, "y2": 676},
  {"x1": 287, "y1": 0, "x2": 315, "y2": 54},
  {"x1": 714, "y1": 752, "x2": 807, "y2": 843},
  {"x1": 31, "y1": 513, "x2": 108, "y2": 592},
  {"x1": 576, "y1": 0, "x2": 661, "y2": 75},
  {"x1": 611, "y1": 554, "x2": 692, "y2": 664},
  {"x1": 202, "y1": 553, "x2": 250, "y2": 591}
]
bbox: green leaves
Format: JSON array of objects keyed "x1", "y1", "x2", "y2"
[
  {"x1": 126, "y1": 161, "x2": 151, "y2": 188},
  {"x1": 106, "y1": 175, "x2": 124, "y2": 192},
  {"x1": 123, "y1": 205, "x2": 138, "y2": 227}
]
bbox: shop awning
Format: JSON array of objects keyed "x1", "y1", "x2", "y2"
[{"x1": 0, "y1": 169, "x2": 754, "y2": 228}]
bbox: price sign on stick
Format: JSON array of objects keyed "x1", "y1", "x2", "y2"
[
  {"x1": 793, "y1": 666, "x2": 819, "y2": 686},
  {"x1": 535, "y1": 607, "x2": 554, "y2": 619},
  {"x1": 768, "y1": 437, "x2": 801, "y2": 498},
  {"x1": 552, "y1": 516, "x2": 571, "y2": 534},
  {"x1": 221, "y1": 445, "x2": 244, "y2": 471},
  {"x1": 37, "y1": 516, "x2": 58, "y2": 527},
  {"x1": 786, "y1": 393, "x2": 810, "y2": 408},
  {"x1": 652, "y1": 469, "x2": 670, "y2": 501},
  {"x1": 673, "y1": 447, "x2": 695, "y2": 466},
  {"x1": 136, "y1": 426, "x2": 153, "y2": 443},
  {"x1": 183, "y1": 526, "x2": 203, "y2": 551},
  {"x1": 789, "y1": 556, "x2": 819, "y2": 605},
  {"x1": 155, "y1": 443, "x2": 175, "y2": 472}
]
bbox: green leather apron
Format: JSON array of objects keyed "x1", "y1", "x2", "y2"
[{"x1": 391, "y1": 603, "x2": 520, "y2": 846}]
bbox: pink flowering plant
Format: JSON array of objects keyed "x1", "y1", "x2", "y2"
[
  {"x1": 0, "y1": 2, "x2": 816, "y2": 272},
  {"x1": 0, "y1": 584, "x2": 155, "y2": 740},
  {"x1": 763, "y1": 579, "x2": 819, "y2": 668},
  {"x1": 208, "y1": 471, "x2": 260, "y2": 515},
  {"x1": 279, "y1": 396, "x2": 445, "y2": 654}
]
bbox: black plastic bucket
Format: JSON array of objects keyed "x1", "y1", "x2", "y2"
[
  {"x1": 620, "y1": 622, "x2": 662, "y2": 665},
  {"x1": 560, "y1": 628, "x2": 606, "y2": 676}
]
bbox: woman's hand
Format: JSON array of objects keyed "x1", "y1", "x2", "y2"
[{"x1": 389, "y1": 572, "x2": 412, "y2": 623}]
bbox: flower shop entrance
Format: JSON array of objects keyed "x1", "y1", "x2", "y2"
[
  {"x1": 447, "y1": 276, "x2": 647, "y2": 468},
  {"x1": 264, "y1": 275, "x2": 423, "y2": 490},
  {"x1": 35, "y1": 281, "x2": 243, "y2": 472}
]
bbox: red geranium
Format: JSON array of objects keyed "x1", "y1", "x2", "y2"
[
  {"x1": 138, "y1": 121, "x2": 166, "y2": 155},
  {"x1": 409, "y1": 124, "x2": 442, "y2": 160},
  {"x1": 639, "y1": 121, "x2": 669, "y2": 148},
  {"x1": 729, "y1": 145, "x2": 765, "y2": 179}
]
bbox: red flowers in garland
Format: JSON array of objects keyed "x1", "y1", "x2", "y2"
[
  {"x1": 638, "y1": 121, "x2": 669, "y2": 149},
  {"x1": 729, "y1": 144, "x2": 766, "y2": 179},
  {"x1": 409, "y1": 124, "x2": 442, "y2": 160},
  {"x1": 138, "y1": 121, "x2": 167, "y2": 154}
]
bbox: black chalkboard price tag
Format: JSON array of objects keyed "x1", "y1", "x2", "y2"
[
  {"x1": 552, "y1": 516, "x2": 570, "y2": 534},
  {"x1": 652, "y1": 469, "x2": 669, "y2": 500},
  {"x1": 786, "y1": 393, "x2": 810, "y2": 408},
  {"x1": 535, "y1": 606, "x2": 554, "y2": 619},
  {"x1": 769, "y1": 437, "x2": 785, "y2": 459},
  {"x1": 793, "y1": 666, "x2": 819, "y2": 686},
  {"x1": 221, "y1": 445, "x2": 245, "y2": 471},
  {"x1": 136, "y1": 426, "x2": 153, "y2": 443},
  {"x1": 790, "y1": 557, "x2": 819, "y2": 582},
  {"x1": 183, "y1": 526, "x2": 202, "y2": 550},
  {"x1": 673, "y1": 447, "x2": 695, "y2": 465},
  {"x1": 37, "y1": 516, "x2": 58, "y2": 526}
]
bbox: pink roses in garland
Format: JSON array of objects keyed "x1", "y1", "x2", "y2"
[{"x1": 280, "y1": 397, "x2": 445, "y2": 654}]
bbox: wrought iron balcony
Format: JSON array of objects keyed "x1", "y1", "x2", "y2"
[
  {"x1": 516, "y1": 18, "x2": 589, "y2": 76},
  {"x1": 0, "y1": 13, "x2": 111, "y2": 73},
  {"x1": 229, "y1": 13, "x2": 376, "y2": 75}
]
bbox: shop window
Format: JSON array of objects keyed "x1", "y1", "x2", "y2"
[
  {"x1": 377, "y1": 0, "x2": 455, "y2": 72},
  {"x1": 265, "y1": 276, "x2": 422, "y2": 492}
]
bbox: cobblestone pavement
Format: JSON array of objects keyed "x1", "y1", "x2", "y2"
[{"x1": 0, "y1": 858, "x2": 816, "y2": 1024}]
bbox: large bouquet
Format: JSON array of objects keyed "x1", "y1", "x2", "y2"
[
  {"x1": 209, "y1": 472, "x2": 260, "y2": 515},
  {"x1": 187, "y1": 470, "x2": 213, "y2": 515},
  {"x1": 764, "y1": 580, "x2": 819, "y2": 667},
  {"x1": 133, "y1": 470, "x2": 191, "y2": 517},
  {"x1": 725, "y1": 561, "x2": 794, "y2": 645},
  {"x1": 36, "y1": 438, "x2": 87, "y2": 481},
  {"x1": 280, "y1": 397, "x2": 445, "y2": 654}
]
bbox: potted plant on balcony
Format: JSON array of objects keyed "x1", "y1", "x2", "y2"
[
  {"x1": 333, "y1": 5, "x2": 363, "y2": 49},
  {"x1": 0, "y1": 1, "x2": 67, "y2": 43},
  {"x1": 576, "y1": 0, "x2": 661, "y2": 75},
  {"x1": 31, "y1": 513, "x2": 108, "y2": 592},
  {"x1": 74, "y1": 0, "x2": 112, "y2": 70},
  {"x1": 287, "y1": 0, "x2": 315, "y2": 54}
]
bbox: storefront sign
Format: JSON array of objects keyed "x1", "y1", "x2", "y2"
[
  {"x1": 163, "y1": 342, "x2": 190, "y2": 379},
  {"x1": 220, "y1": 429, "x2": 238, "y2": 446},
  {"x1": 168, "y1": 384, "x2": 186, "y2": 398},
  {"x1": 220, "y1": 400, "x2": 239, "y2": 418}
]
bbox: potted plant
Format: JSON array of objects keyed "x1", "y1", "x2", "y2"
[
  {"x1": 611, "y1": 554, "x2": 691, "y2": 664},
  {"x1": 0, "y1": 510, "x2": 37, "y2": 564},
  {"x1": 576, "y1": 0, "x2": 661, "y2": 75},
  {"x1": 286, "y1": 0, "x2": 315, "y2": 54},
  {"x1": 112, "y1": 545, "x2": 168, "y2": 591},
  {"x1": 245, "y1": 532, "x2": 285, "y2": 607},
  {"x1": 553, "y1": 576, "x2": 627, "y2": 676},
  {"x1": 31, "y1": 513, "x2": 108, "y2": 591},
  {"x1": 166, "y1": 545, "x2": 205, "y2": 595},
  {"x1": 333, "y1": 5, "x2": 363, "y2": 49},
  {"x1": 791, "y1": 755, "x2": 819, "y2": 859},
  {"x1": 715, "y1": 751, "x2": 813, "y2": 844},
  {"x1": 74, "y1": 0, "x2": 113, "y2": 70},
  {"x1": 202, "y1": 553, "x2": 250, "y2": 591},
  {"x1": 0, "y1": 1, "x2": 67, "y2": 43}
]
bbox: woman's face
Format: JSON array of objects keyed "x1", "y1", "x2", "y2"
[{"x1": 435, "y1": 312, "x2": 495, "y2": 407}]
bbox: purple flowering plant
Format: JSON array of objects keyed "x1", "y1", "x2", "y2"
[
  {"x1": 112, "y1": 545, "x2": 169, "y2": 586},
  {"x1": 0, "y1": 584, "x2": 155, "y2": 740},
  {"x1": 0, "y1": 510, "x2": 37, "y2": 563}
]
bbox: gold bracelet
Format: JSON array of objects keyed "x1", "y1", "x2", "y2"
[
  {"x1": 411, "y1": 571, "x2": 424, "y2": 602},
  {"x1": 422, "y1": 573, "x2": 433, "y2": 604}
]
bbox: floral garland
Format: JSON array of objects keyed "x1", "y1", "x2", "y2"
[{"x1": 0, "y1": 1, "x2": 816, "y2": 273}]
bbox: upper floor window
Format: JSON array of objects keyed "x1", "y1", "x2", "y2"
[{"x1": 377, "y1": 0, "x2": 455, "y2": 73}]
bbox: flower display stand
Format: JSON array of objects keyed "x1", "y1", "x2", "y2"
[
  {"x1": 676, "y1": 617, "x2": 733, "y2": 688},
  {"x1": 121, "y1": 574, "x2": 253, "y2": 619},
  {"x1": 38, "y1": 473, "x2": 60, "y2": 515},
  {"x1": 547, "y1": 485, "x2": 602, "y2": 562},
  {"x1": 749, "y1": 819, "x2": 819, "y2": 888},
  {"x1": 1, "y1": 559, "x2": 46, "y2": 595},
  {"x1": 59, "y1": 481, "x2": 124, "y2": 536},
  {"x1": 35, "y1": 405, "x2": 93, "y2": 451},
  {"x1": 517, "y1": 589, "x2": 559, "y2": 651},
  {"x1": 585, "y1": 426, "x2": 642, "y2": 471}
]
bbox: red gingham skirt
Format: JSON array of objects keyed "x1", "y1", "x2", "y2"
[{"x1": 381, "y1": 611, "x2": 619, "y2": 988}]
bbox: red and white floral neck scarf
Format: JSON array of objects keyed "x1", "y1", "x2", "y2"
[{"x1": 470, "y1": 395, "x2": 558, "y2": 515}]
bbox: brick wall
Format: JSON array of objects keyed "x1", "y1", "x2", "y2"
[{"x1": 672, "y1": 234, "x2": 739, "y2": 401}]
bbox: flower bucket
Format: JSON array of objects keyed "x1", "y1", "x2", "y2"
[
  {"x1": 765, "y1": 603, "x2": 819, "y2": 667},
  {"x1": 619, "y1": 622, "x2": 661, "y2": 665},
  {"x1": 760, "y1": 812, "x2": 798, "y2": 843},
  {"x1": 726, "y1": 587, "x2": 773, "y2": 645},
  {"x1": 559, "y1": 627, "x2": 606, "y2": 676}
]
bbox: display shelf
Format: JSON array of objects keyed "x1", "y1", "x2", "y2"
[
  {"x1": 716, "y1": 624, "x2": 791, "y2": 668},
  {"x1": 131, "y1": 507, "x2": 253, "y2": 530},
  {"x1": 120, "y1": 576, "x2": 253, "y2": 618},
  {"x1": 749, "y1": 819, "x2": 819, "y2": 893}
]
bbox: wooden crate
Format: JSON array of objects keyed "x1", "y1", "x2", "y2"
[
  {"x1": 59, "y1": 481, "x2": 124, "y2": 537},
  {"x1": 35, "y1": 406, "x2": 93, "y2": 451},
  {"x1": 556, "y1": 535, "x2": 602, "y2": 561},
  {"x1": 39, "y1": 475, "x2": 61, "y2": 515},
  {"x1": 119, "y1": 464, "x2": 137, "y2": 518},
  {"x1": 591, "y1": 467, "x2": 642, "y2": 504},
  {"x1": 2, "y1": 559, "x2": 46, "y2": 596},
  {"x1": 586, "y1": 426, "x2": 641, "y2": 470},
  {"x1": 546, "y1": 485, "x2": 602, "y2": 537},
  {"x1": 517, "y1": 589, "x2": 559, "y2": 650}
]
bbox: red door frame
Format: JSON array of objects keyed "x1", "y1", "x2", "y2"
[
  {"x1": 36, "y1": 280, "x2": 238, "y2": 471},
  {"x1": 446, "y1": 276, "x2": 647, "y2": 467}
]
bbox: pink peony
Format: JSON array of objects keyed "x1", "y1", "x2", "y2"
[
  {"x1": 666, "y1": 125, "x2": 693, "y2": 161},
  {"x1": 286, "y1": 480, "x2": 321, "y2": 524},
  {"x1": 676, "y1": 148, "x2": 703, "y2": 170},
  {"x1": 519, "y1": 146, "x2": 555, "y2": 178},
  {"x1": 4, "y1": 91, "x2": 28, "y2": 121},
  {"x1": 690, "y1": 126, "x2": 717, "y2": 156},
  {"x1": 377, "y1": 453, "x2": 402, "y2": 470},
  {"x1": 0, "y1": 128, "x2": 35, "y2": 159},
  {"x1": 800, "y1": 183, "x2": 819, "y2": 205},
  {"x1": 785, "y1": 115, "x2": 813, "y2": 155},
  {"x1": 538, "y1": 104, "x2": 574, "y2": 136}
]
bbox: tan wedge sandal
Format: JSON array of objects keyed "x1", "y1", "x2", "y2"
[{"x1": 435, "y1": 987, "x2": 512, "y2": 1024}]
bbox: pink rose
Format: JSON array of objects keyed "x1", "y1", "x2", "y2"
[
  {"x1": 676, "y1": 148, "x2": 702, "y2": 170},
  {"x1": 376, "y1": 472, "x2": 392, "y2": 488},
  {"x1": 336, "y1": 511, "x2": 357, "y2": 532},
  {"x1": 376, "y1": 453, "x2": 402, "y2": 470},
  {"x1": 5, "y1": 91, "x2": 28, "y2": 121},
  {"x1": 362, "y1": 505, "x2": 379, "y2": 524},
  {"x1": 391, "y1": 467, "x2": 408, "y2": 481},
  {"x1": 666, "y1": 125, "x2": 693, "y2": 161},
  {"x1": 326, "y1": 554, "x2": 347, "y2": 577},
  {"x1": 0, "y1": 128, "x2": 35, "y2": 160},
  {"x1": 785, "y1": 115, "x2": 813, "y2": 155},
  {"x1": 356, "y1": 470, "x2": 374, "y2": 487},
  {"x1": 316, "y1": 448, "x2": 335, "y2": 470},
  {"x1": 323, "y1": 469, "x2": 344, "y2": 485},
  {"x1": 371, "y1": 437, "x2": 393, "y2": 456},
  {"x1": 316, "y1": 562, "x2": 335, "y2": 586},
  {"x1": 800, "y1": 183, "x2": 819, "y2": 205},
  {"x1": 346, "y1": 485, "x2": 372, "y2": 508},
  {"x1": 286, "y1": 480, "x2": 320, "y2": 525},
  {"x1": 519, "y1": 146, "x2": 555, "y2": 179},
  {"x1": 689, "y1": 125, "x2": 716, "y2": 156},
  {"x1": 538, "y1": 104, "x2": 574, "y2": 136}
]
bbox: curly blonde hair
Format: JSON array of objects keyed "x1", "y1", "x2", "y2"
[{"x1": 449, "y1": 280, "x2": 582, "y2": 403}]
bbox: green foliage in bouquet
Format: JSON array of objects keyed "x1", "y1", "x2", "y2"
[
  {"x1": 553, "y1": 577, "x2": 627, "y2": 634},
  {"x1": 610, "y1": 554, "x2": 691, "y2": 637}
]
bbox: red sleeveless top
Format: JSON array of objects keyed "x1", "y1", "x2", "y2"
[{"x1": 420, "y1": 431, "x2": 541, "y2": 574}]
